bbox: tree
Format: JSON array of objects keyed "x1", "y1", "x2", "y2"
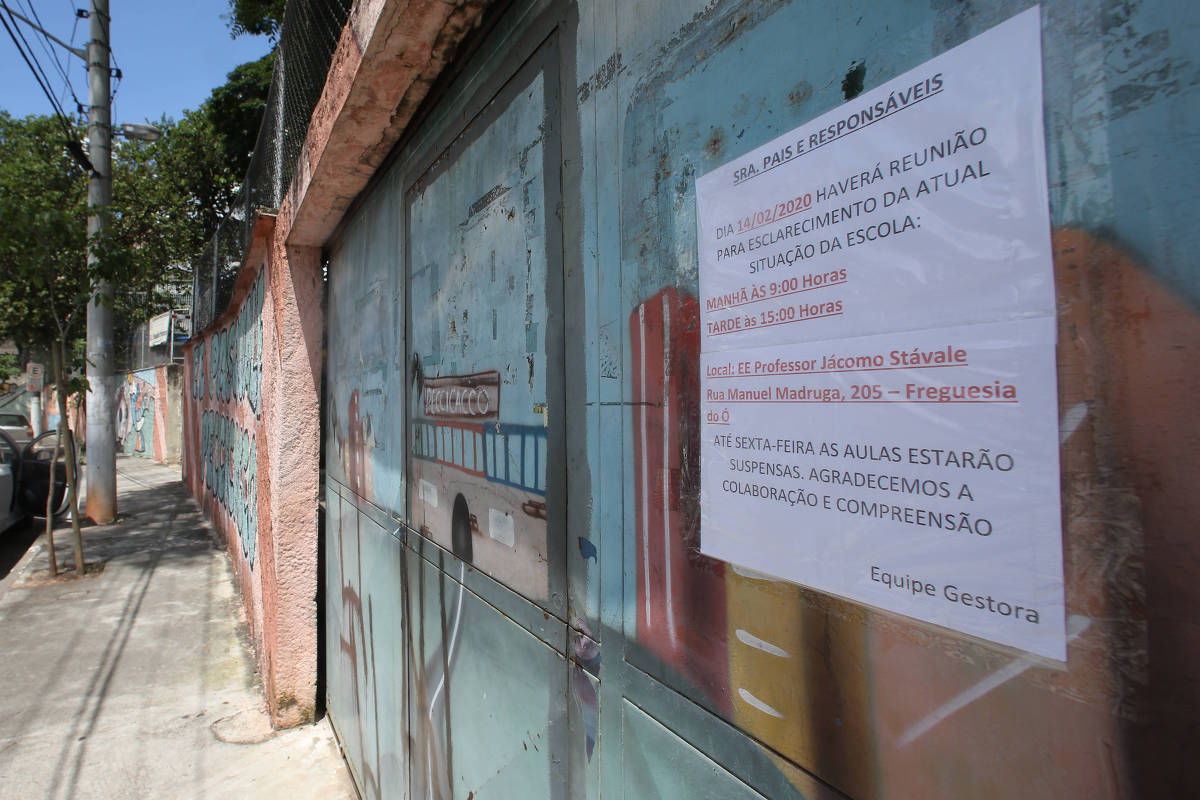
[
  {"x1": 111, "y1": 112, "x2": 241, "y2": 278},
  {"x1": 226, "y1": 0, "x2": 286, "y2": 41},
  {"x1": 203, "y1": 52, "x2": 275, "y2": 177},
  {"x1": 0, "y1": 112, "x2": 98, "y2": 575},
  {"x1": 0, "y1": 0, "x2": 279, "y2": 571},
  {"x1": 0, "y1": 112, "x2": 186, "y2": 575},
  {"x1": 0, "y1": 353, "x2": 19, "y2": 385}
]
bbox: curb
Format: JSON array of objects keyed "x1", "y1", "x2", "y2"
[{"x1": 0, "y1": 529, "x2": 47, "y2": 602}]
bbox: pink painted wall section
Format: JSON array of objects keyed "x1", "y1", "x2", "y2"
[
  {"x1": 258, "y1": 239, "x2": 323, "y2": 723},
  {"x1": 181, "y1": 212, "x2": 321, "y2": 727},
  {"x1": 284, "y1": 0, "x2": 489, "y2": 247},
  {"x1": 184, "y1": 0, "x2": 490, "y2": 730}
]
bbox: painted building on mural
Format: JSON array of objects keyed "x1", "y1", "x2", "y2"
[{"x1": 180, "y1": 1, "x2": 1200, "y2": 798}]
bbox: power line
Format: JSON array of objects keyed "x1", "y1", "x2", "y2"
[
  {"x1": 18, "y1": 0, "x2": 70, "y2": 91},
  {"x1": 68, "y1": 8, "x2": 84, "y2": 118},
  {"x1": 109, "y1": 46, "x2": 121, "y2": 109},
  {"x1": 0, "y1": 4, "x2": 69, "y2": 122},
  {"x1": 1, "y1": 3, "x2": 69, "y2": 121},
  {"x1": 17, "y1": 0, "x2": 85, "y2": 115},
  {"x1": 0, "y1": 1, "x2": 86, "y2": 118},
  {"x1": 0, "y1": 3, "x2": 93, "y2": 172}
]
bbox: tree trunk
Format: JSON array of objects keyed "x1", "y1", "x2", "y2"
[
  {"x1": 52, "y1": 340, "x2": 85, "y2": 574},
  {"x1": 43, "y1": 429, "x2": 59, "y2": 578}
]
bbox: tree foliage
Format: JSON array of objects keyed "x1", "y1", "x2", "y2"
[
  {"x1": 0, "y1": 354, "x2": 19, "y2": 385},
  {"x1": 203, "y1": 52, "x2": 275, "y2": 178},
  {"x1": 0, "y1": 0, "x2": 279, "y2": 568},
  {"x1": 0, "y1": 111, "x2": 107, "y2": 572},
  {"x1": 0, "y1": 111, "x2": 238, "y2": 352},
  {"x1": 226, "y1": 0, "x2": 287, "y2": 40},
  {"x1": 0, "y1": 112, "x2": 91, "y2": 359}
]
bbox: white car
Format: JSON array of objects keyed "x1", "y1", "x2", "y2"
[
  {"x1": 0, "y1": 413, "x2": 33, "y2": 447},
  {"x1": 0, "y1": 430, "x2": 70, "y2": 534}
]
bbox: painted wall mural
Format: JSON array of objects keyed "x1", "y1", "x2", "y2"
[
  {"x1": 208, "y1": 271, "x2": 264, "y2": 413},
  {"x1": 114, "y1": 366, "x2": 181, "y2": 463},
  {"x1": 325, "y1": 43, "x2": 567, "y2": 799},
  {"x1": 191, "y1": 340, "x2": 206, "y2": 400},
  {"x1": 201, "y1": 409, "x2": 258, "y2": 566},
  {"x1": 116, "y1": 370, "x2": 156, "y2": 456},
  {"x1": 192, "y1": 268, "x2": 265, "y2": 569}
]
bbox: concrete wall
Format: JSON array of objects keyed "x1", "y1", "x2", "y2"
[
  {"x1": 181, "y1": 213, "x2": 323, "y2": 726},
  {"x1": 179, "y1": 0, "x2": 486, "y2": 735}
]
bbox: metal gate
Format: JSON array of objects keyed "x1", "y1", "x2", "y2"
[
  {"x1": 324, "y1": 8, "x2": 575, "y2": 797},
  {"x1": 323, "y1": 1, "x2": 1198, "y2": 798}
]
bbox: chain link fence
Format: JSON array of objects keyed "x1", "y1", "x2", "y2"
[{"x1": 191, "y1": 0, "x2": 353, "y2": 332}]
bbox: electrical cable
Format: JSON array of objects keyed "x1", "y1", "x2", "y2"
[
  {"x1": 17, "y1": 0, "x2": 70, "y2": 95},
  {"x1": 17, "y1": 0, "x2": 87, "y2": 116},
  {"x1": 0, "y1": 5, "x2": 70, "y2": 125},
  {"x1": 68, "y1": 9, "x2": 83, "y2": 121},
  {"x1": 1, "y1": 2, "x2": 69, "y2": 122},
  {"x1": 109, "y1": 47, "x2": 121, "y2": 110},
  {"x1": 0, "y1": 3, "x2": 92, "y2": 171}
]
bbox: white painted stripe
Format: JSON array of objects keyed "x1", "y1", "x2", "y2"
[
  {"x1": 638, "y1": 304, "x2": 651, "y2": 629},
  {"x1": 738, "y1": 688, "x2": 784, "y2": 718},
  {"x1": 428, "y1": 562, "x2": 467, "y2": 721},
  {"x1": 897, "y1": 614, "x2": 1092, "y2": 747},
  {"x1": 1059, "y1": 402, "x2": 1089, "y2": 445},
  {"x1": 661, "y1": 295, "x2": 677, "y2": 646},
  {"x1": 730, "y1": 563, "x2": 783, "y2": 582},
  {"x1": 735, "y1": 628, "x2": 792, "y2": 658}
]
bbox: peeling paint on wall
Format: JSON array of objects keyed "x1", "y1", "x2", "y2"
[{"x1": 312, "y1": 1, "x2": 1200, "y2": 798}]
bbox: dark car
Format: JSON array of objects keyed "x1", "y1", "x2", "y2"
[{"x1": 0, "y1": 430, "x2": 71, "y2": 534}]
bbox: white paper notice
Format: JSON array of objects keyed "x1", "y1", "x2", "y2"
[{"x1": 696, "y1": 7, "x2": 1066, "y2": 660}]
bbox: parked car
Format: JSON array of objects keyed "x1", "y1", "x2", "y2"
[
  {"x1": 0, "y1": 430, "x2": 71, "y2": 535},
  {"x1": 0, "y1": 413, "x2": 34, "y2": 447}
]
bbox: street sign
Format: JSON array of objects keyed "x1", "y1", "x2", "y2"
[
  {"x1": 149, "y1": 311, "x2": 173, "y2": 347},
  {"x1": 26, "y1": 362, "x2": 44, "y2": 392}
]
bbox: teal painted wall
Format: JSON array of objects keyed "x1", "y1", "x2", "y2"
[{"x1": 324, "y1": 1, "x2": 1200, "y2": 797}]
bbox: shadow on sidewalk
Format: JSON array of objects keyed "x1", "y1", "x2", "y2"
[{"x1": 6, "y1": 472, "x2": 244, "y2": 799}]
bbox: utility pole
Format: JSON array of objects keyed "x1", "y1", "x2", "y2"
[{"x1": 84, "y1": 0, "x2": 115, "y2": 523}]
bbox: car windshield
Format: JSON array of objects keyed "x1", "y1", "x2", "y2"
[{"x1": 0, "y1": 414, "x2": 29, "y2": 426}]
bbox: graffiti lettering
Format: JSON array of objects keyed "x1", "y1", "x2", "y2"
[
  {"x1": 420, "y1": 371, "x2": 501, "y2": 421},
  {"x1": 192, "y1": 340, "x2": 206, "y2": 400},
  {"x1": 201, "y1": 410, "x2": 258, "y2": 566},
  {"x1": 208, "y1": 271, "x2": 264, "y2": 411},
  {"x1": 422, "y1": 385, "x2": 492, "y2": 418}
]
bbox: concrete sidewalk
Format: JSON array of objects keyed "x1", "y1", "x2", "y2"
[{"x1": 0, "y1": 456, "x2": 355, "y2": 800}]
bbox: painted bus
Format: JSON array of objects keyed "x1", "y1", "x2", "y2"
[{"x1": 409, "y1": 370, "x2": 550, "y2": 604}]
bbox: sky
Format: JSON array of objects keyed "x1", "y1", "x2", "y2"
[{"x1": 1, "y1": 0, "x2": 272, "y2": 126}]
